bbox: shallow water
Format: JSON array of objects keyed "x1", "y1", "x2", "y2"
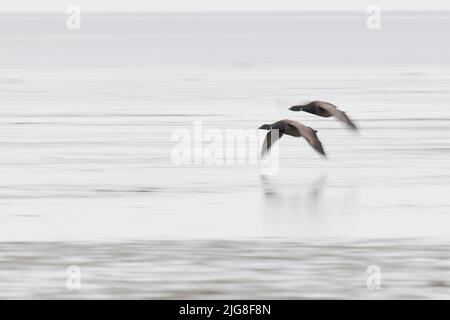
[
  {"x1": 0, "y1": 12, "x2": 450, "y2": 298},
  {"x1": 1, "y1": 240, "x2": 449, "y2": 299}
]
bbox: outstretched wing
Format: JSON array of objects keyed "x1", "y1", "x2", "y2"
[
  {"x1": 285, "y1": 120, "x2": 326, "y2": 157},
  {"x1": 316, "y1": 101, "x2": 358, "y2": 130},
  {"x1": 261, "y1": 130, "x2": 283, "y2": 157}
]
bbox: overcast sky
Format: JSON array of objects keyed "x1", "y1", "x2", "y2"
[{"x1": 1, "y1": 0, "x2": 450, "y2": 12}]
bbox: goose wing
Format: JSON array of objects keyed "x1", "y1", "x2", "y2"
[
  {"x1": 316, "y1": 101, "x2": 357, "y2": 130},
  {"x1": 261, "y1": 130, "x2": 283, "y2": 157},
  {"x1": 284, "y1": 120, "x2": 326, "y2": 157}
]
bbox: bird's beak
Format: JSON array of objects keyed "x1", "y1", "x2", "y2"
[{"x1": 289, "y1": 106, "x2": 302, "y2": 111}]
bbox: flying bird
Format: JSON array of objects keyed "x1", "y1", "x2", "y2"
[
  {"x1": 258, "y1": 119, "x2": 326, "y2": 157},
  {"x1": 289, "y1": 101, "x2": 357, "y2": 130}
]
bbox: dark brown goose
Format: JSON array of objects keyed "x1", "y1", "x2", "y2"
[
  {"x1": 289, "y1": 101, "x2": 357, "y2": 130},
  {"x1": 258, "y1": 119, "x2": 326, "y2": 158}
]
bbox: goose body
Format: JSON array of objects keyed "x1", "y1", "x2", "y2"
[
  {"x1": 258, "y1": 119, "x2": 326, "y2": 157},
  {"x1": 289, "y1": 101, "x2": 357, "y2": 130}
]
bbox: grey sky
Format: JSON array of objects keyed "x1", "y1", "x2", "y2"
[{"x1": 1, "y1": 0, "x2": 450, "y2": 12}]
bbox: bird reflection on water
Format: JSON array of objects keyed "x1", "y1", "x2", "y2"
[{"x1": 260, "y1": 174, "x2": 329, "y2": 237}]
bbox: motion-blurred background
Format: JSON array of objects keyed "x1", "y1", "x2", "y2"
[{"x1": 0, "y1": 1, "x2": 449, "y2": 299}]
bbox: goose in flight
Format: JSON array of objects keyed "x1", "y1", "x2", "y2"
[
  {"x1": 258, "y1": 119, "x2": 326, "y2": 158},
  {"x1": 289, "y1": 101, "x2": 357, "y2": 130}
]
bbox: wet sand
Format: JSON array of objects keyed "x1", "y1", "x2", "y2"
[{"x1": 1, "y1": 240, "x2": 449, "y2": 299}]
